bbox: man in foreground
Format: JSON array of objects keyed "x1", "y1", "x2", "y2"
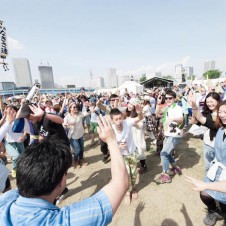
[{"x1": 0, "y1": 115, "x2": 128, "y2": 226}]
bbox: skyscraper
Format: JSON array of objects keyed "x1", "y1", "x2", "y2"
[
  {"x1": 175, "y1": 64, "x2": 183, "y2": 83},
  {"x1": 12, "y1": 58, "x2": 32, "y2": 87},
  {"x1": 184, "y1": 66, "x2": 194, "y2": 77},
  {"x1": 107, "y1": 68, "x2": 118, "y2": 88},
  {"x1": 204, "y1": 61, "x2": 215, "y2": 73},
  {"x1": 38, "y1": 65, "x2": 54, "y2": 89},
  {"x1": 96, "y1": 77, "x2": 105, "y2": 88}
]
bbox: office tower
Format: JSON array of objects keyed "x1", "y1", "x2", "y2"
[
  {"x1": 184, "y1": 66, "x2": 194, "y2": 76},
  {"x1": 175, "y1": 64, "x2": 183, "y2": 83},
  {"x1": 38, "y1": 65, "x2": 55, "y2": 88},
  {"x1": 204, "y1": 61, "x2": 215, "y2": 73},
  {"x1": 12, "y1": 58, "x2": 32, "y2": 87},
  {"x1": 107, "y1": 68, "x2": 118, "y2": 88},
  {"x1": 96, "y1": 77, "x2": 105, "y2": 88}
]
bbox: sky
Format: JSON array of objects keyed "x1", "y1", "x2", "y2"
[{"x1": 1, "y1": 0, "x2": 226, "y2": 87}]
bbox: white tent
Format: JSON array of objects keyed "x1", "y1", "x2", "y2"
[{"x1": 118, "y1": 81, "x2": 143, "y2": 95}]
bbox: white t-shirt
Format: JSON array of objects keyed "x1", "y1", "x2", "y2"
[
  {"x1": 5, "y1": 119, "x2": 30, "y2": 143},
  {"x1": 90, "y1": 106, "x2": 100, "y2": 123},
  {"x1": 0, "y1": 122, "x2": 11, "y2": 142},
  {"x1": 112, "y1": 118, "x2": 136, "y2": 156},
  {"x1": 64, "y1": 113, "x2": 85, "y2": 139},
  {"x1": 163, "y1": 104, "x2": 183, "y2": 138},
  {"x1": 143, "y1": 105, "x2": 152, "y2": 117}
]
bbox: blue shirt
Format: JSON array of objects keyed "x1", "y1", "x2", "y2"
[{"x1": 0, "y1": 189, "x2": 112, "y2": 226}]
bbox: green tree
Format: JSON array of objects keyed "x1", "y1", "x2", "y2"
[
  {"x1": 163, "y1": 75, "x2": 174, "y2": 80},
  {"x1": 139, "y1": 74, "x2": 147, "y2": 83},
  {"x1": 203, "y1": 70, "x2": 222, "y2": 79},
  {"x1": 187, "y1": 75, "x2": 196, "y2": 80}
]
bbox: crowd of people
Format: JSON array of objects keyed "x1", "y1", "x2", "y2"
[{"x1": 0, "y1": 80, "x2": 226, "y2": 225}]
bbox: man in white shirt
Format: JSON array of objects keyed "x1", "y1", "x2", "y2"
[
  {"x1": 155, "y1": 90, "x2": 183, "y2": 184},
  {"x1": 110, "y1": 104, "x2": 143, "y2": 204}
]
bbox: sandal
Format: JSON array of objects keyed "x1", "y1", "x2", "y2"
[{"x1": 124, "y1": 192, "x2": 131, "y2": 205}]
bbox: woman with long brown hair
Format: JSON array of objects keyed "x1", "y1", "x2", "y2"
[{"x1": 64, "y1": 102, "x2": 88, "y2": 168}]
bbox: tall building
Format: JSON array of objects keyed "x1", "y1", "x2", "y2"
[
  {"x1": 12, "y1": 58, "x2": 32, "y2": 87},
  {"x1": 175, "y1": 64, "x2": 183, "y2": 83},
  {"x1": 96, "y1": 77, "x2": 105, "y2": 88},
  {"x1": 107, "y1": 68, "x2": 118, "y2": 88},
  {"x1": 38, "y1": 65, "x2": 55, "y2": 89},
  {"x1": 184, "y1": 66, "x2": 194, "y2": 77},
  {"x1": 204, "y1": 60, "x2": 215, "y2": 73}
]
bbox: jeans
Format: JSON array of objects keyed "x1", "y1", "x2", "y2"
[
  {"x1": 5, "y1": 142, "x2": 25, "y2": 170},
  {"x1": 203, "y1": 143, "x2": 215, "y2": 171},
  {"x1": 160, "y1": 136, "x2": 181, "y2": 173},
  {"x1": 70, "y1": 137, "x2": 84, "y2": 161}
]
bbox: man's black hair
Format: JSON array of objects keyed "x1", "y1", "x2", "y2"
[
  {"x1": 165, "y1": 89, "x2": 176, "y2": 98},
  {"x1": 80, "y1": 95, "x2": 87, "y2": 101},
  {"x1": 109, "y1": 94, "x2": 118, "y2": 99},
  {"x1": 110, "y1": 108, "x2": 122, "y2": 119},
  {"x1": 16, "y1": 139, "x2": 72, "y2": 198}
]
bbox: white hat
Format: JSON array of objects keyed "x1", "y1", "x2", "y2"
[
  {"x1": 144, "y1": 95, "x2": 150, "y2": 101},
  {"x1": 129, "y1": 97, "x2": 140, "y2": 106}
]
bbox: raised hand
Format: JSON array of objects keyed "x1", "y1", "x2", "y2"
[
  {"x1": 5, "y1": 107, "x2": 16, "y2": 124},
  {"x1": 29, "y1": 104, "x2": 45, "y2": 118},
  {"x1": 187, "y1": 90, "x2": 196, "y2": 107},
  {"x1": 97, "y1": 115, "x2": 116, "y2": 144}
]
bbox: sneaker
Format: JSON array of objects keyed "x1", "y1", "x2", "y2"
[
  {"x1": 103, "y1": 154, "x2": 110, "y2": 163},
  {"x1": 11, "y1": 170, "x2": 16, "y2": 178},
  {"x1": 167, "y1": 170, "x2": 175, "y2": 177},
  {"x1": 55, "y1": 187, "x2": 69, "y2": 205},
  {"x1": 138, "y1": 166, "x2": 148, "y2": 174},
  {"x1": 173, "y1": 166, "x2": 182, "y2": 175},
  {"x1": 155, "y1": 173, "x2": 172, "y2": 184},
  {"x1": 203, "y1": 211, "x2": 223, "y2": 226}
]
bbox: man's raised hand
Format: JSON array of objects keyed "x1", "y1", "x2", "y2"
[{"x1": 97, "y1": 115, "x2": 116, "y2": 144}]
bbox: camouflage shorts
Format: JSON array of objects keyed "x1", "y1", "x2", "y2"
[{"x1": 124, "y1": 152, "x2": 138, "y2": 191}]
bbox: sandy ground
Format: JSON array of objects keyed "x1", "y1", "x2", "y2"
[{"x1": 6, "y1": 130, "x2": 225, "y2": 226}]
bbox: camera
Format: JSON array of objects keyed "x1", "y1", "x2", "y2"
[
  {"x1": 169, "y1": 123, "x2": 177, "y2": 133},
  {"x1": 86, "y1": 107, "x2": 90, "y2": 112}
]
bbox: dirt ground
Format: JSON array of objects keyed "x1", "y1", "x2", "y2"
[{"x1": 7, "y1": 130, "x2": 225, "y2": 226}]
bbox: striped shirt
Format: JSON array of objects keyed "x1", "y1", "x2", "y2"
[{"x1": 0, "y1": 189, "x2": 112, "y2": 226}]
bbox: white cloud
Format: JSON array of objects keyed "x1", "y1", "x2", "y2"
[
  {"x1": 180, "y1": 56, "x2": 191, "y2": 66},
  {"x1": 8, "y1": 37, "x2": 24, "y2": 50}
]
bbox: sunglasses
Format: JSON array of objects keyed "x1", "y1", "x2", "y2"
[
  {"x1": 72, "y1": 106, "x2": 78, "y2": 109},
  {"x1": 165, "y1": 97, "x2": 173, "y2": 100}
]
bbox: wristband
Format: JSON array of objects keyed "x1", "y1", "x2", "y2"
[{"x1": 192, "y1": 108, "x2": 198, "y2": 110}]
